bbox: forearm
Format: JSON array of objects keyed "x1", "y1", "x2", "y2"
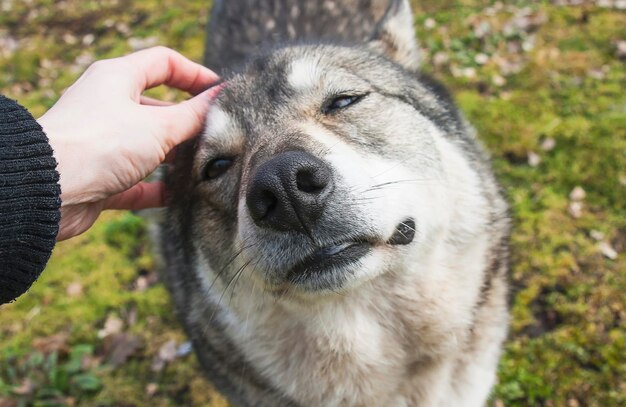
[
  {"x1": 0, "y1": 47, "x2": 217, "y2": 304},
  {"x1": 0, "y1": 95, "x2": 61, "y2": 305}
]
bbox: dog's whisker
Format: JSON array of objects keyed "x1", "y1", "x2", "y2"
[
  {"x1": 370, "y1": 157, "x2": 413, "y2": 178},
  {"x1": 350, "y1": 196, "x2": 384, "y2": 202},
  {"x1": 207, "y1": 240, "x2": 257, "y2": 293},
  {"x1": 317, "y1": 140, "x2": 342, "y2": 157},
  {"x1": 368, "y1": 178, "x2": 440, "y2": 189},
  {"x1": 229, "y1": 257, "x2": 261, "y2": 308},
  {"x1": 219, "y1": 258, "x2": 253, "y2": 310}
]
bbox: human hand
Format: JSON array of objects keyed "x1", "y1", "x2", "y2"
[{"x1": 38, "y1": 46, "x2": 220, "y2": 241}]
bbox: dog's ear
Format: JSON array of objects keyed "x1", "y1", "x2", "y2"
[{"x1": 368, "y1": 0, "x2": 420, "y2": 71}]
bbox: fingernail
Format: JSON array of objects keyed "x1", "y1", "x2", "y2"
[{"x1": 206, "y1": 82, "x2": 226, "y2": 101}]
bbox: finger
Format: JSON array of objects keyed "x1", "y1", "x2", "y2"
[
  {"x1": 149, "y1": 84, "x2": 224, "y2": 150},
  {"x1": 140, "y1": 95, "x2": 175, "y2": 106},
  {"x1": 122, "y1": 46, "x2": 220, "y2": 95},
  {"x1": 104, "y1": 182, "x2": 165, "y2": 210}
]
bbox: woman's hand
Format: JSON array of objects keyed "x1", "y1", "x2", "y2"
[{"x1": 38, "y1": 46, "x2": 220, "y2": 241}]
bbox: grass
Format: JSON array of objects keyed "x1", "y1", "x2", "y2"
[{"x1": 1, "y1": 1, "x2": 624, "y2": 406}]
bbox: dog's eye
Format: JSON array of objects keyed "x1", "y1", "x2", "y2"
[
  {"x1": 324, "y1": 94, "x2": 364, "y2": 113},
  {"x1": 204, "y1": 157, "x2": 234, "y2": 180}
]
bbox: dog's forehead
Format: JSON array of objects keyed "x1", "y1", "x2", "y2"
[
  {"x1": 286, "y1": 57, "x2": 323, "y2": 91},
  {"x1": 202, "y1": 46, "x2": 395, "y2": 144},
  {"x1": 227, "y1": 46, "x2": 360, "y2": 95},
  {"x1": 207, "y1": 53, "x2": 326, "y2": 131}
]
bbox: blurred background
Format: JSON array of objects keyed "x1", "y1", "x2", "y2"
[{"x1": 1, "y1": 0, "x2": 624, "y2": 406}]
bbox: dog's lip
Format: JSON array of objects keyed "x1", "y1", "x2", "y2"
[{"x1": 286, "y1": 239, "x2": 373, "y2": 283}]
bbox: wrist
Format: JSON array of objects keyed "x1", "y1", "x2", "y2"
[{"x1": 38, "y1": 115, "x2": 90, "y2": 207}]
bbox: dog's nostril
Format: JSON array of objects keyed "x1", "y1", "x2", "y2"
[
  {"x1": 296, "y1": 168, "x2": 327, "y2": 194},
  {"x1": 259, "y1": 190, "x2": 277, "y2": 218},
  {"x1": 249, "y1": 189, "x2": 278, "y2": 221}
]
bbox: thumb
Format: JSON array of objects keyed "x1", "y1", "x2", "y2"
[{"x1": 152, "y1": 84, "x2": 224, "y2": 150}]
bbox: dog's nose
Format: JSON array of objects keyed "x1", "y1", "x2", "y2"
[{"x1": 247, "y1": 151, "x2": 333, "y2": 232}]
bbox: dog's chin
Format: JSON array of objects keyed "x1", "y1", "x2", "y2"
[
  {"x1": 269, "y1": 218, "x2": 416, "y2": 294},
  {"x1": 284, "y1": 240, "x2": 373, "y2": 292}
]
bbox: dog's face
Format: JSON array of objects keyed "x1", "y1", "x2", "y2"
[
  {"x1": 168, "y1": 3, "x2": 457, "y2": 297},
  {"x1": 170, "y1": 44, "x2": 457, "y2": 297}
]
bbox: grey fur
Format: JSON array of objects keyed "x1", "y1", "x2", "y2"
[
  {"x1": 159, "y1": 1, "x2": 510, "y2": 406},
  {"x1": 204, "y1": 0, "x2": 390, "y2": 73}
]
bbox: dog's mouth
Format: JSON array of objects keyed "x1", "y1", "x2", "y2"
[{"x1": 285, "y1": 218, "x2": 415, "y2": 288}]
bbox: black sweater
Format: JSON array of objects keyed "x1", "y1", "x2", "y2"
[{"x1": 0, "y1": 95, "x2": 61, "y2": 305}]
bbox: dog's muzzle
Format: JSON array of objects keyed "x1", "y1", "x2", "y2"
[{"x1": 246, "y1": 151, "x2": 416, "y2": 289}]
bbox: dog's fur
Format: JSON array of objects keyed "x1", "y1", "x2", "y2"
[{"x1": 159, "y1": 1, "x2": 510, "y2": 406}]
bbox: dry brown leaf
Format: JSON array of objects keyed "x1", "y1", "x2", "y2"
[
  {"x1": 146, "y1": 383, "x2": 158, "y2": 397},
  {"x1": 568, "y1": 201, "x2": 583, "y2": 218},
  {"x1": 66, "y1": 282, "x2": 83, "y2": 297},
  {"x1": 32, "y1": 332, "x2": 70, "y2": 355},
  {"x1": 540, "y1": 138, "x2": 556, "y2": 151},
  {"x1": 616, "y1": 40, "x2": 626, "y2": 59},
  {"x1": 12, "y1": 379, "x2": 34, "y2": 396},
  {"x1": 134, "y1": 272, "x2": 159, "y2": 292},
  {"x1": 0, "y1": 398, "x2": 18, "y2": 407},
  {"x1": 527, "y1": 151, "x2": 541, "y2": 167},
  {"x1": 590, "y1": 230, "x2": 605, "y2": 241},
  {"x1": 98, "y1": 314, "x2": 124, "y2": 339},
  {"x1": 598, "y1": 241, "x2": 618, "y2": 260},
  {"x1": 159, "y1": 339, "x2": 177, "y2": 362},
  {"x1": 124, "y1": 305, "x2": 138, "y2": 327},
  {"x1": 152, "y1": 339, "x2": 178, "y2": 372},
  {"x1": 569, "y1": 186, "x2": 586, "y2": 202},
  {"x1": 104, "y1": 332, "x2": 141, "y2": 368},
  {"x1": 568, "y1": 398, "x2": 581, "y2": 407}
]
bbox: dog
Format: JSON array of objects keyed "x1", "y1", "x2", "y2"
[{"x1": 158, "y1": 1, "x2": 510, "y2": 405}]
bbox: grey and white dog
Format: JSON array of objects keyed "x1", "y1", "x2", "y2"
[{"x1": 159, "y1": 0, "x2": 510, "y2": 406}]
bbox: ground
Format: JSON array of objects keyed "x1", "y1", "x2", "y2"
[{"x1": 0, "y1": 1, "x2": 624, "y2": 406}]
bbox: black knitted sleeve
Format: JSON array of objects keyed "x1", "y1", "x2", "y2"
[{"x1": 0, "y1": 95, "x2": 61, "y2": 305}]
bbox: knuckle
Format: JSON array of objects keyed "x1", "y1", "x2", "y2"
[
  {"x1": 149, "y1": 45, "x2": 172, "y2": 57},
  {"x1": 87, "y1": 58, "x2": 122, "y2": 76},
  {"x1": 87, "y1": 59, "x2": 107, "y2": 72}
]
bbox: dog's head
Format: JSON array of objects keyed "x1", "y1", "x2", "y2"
[{"x1": 167, "y1": 1, "x2": 463, "y2": 296}]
